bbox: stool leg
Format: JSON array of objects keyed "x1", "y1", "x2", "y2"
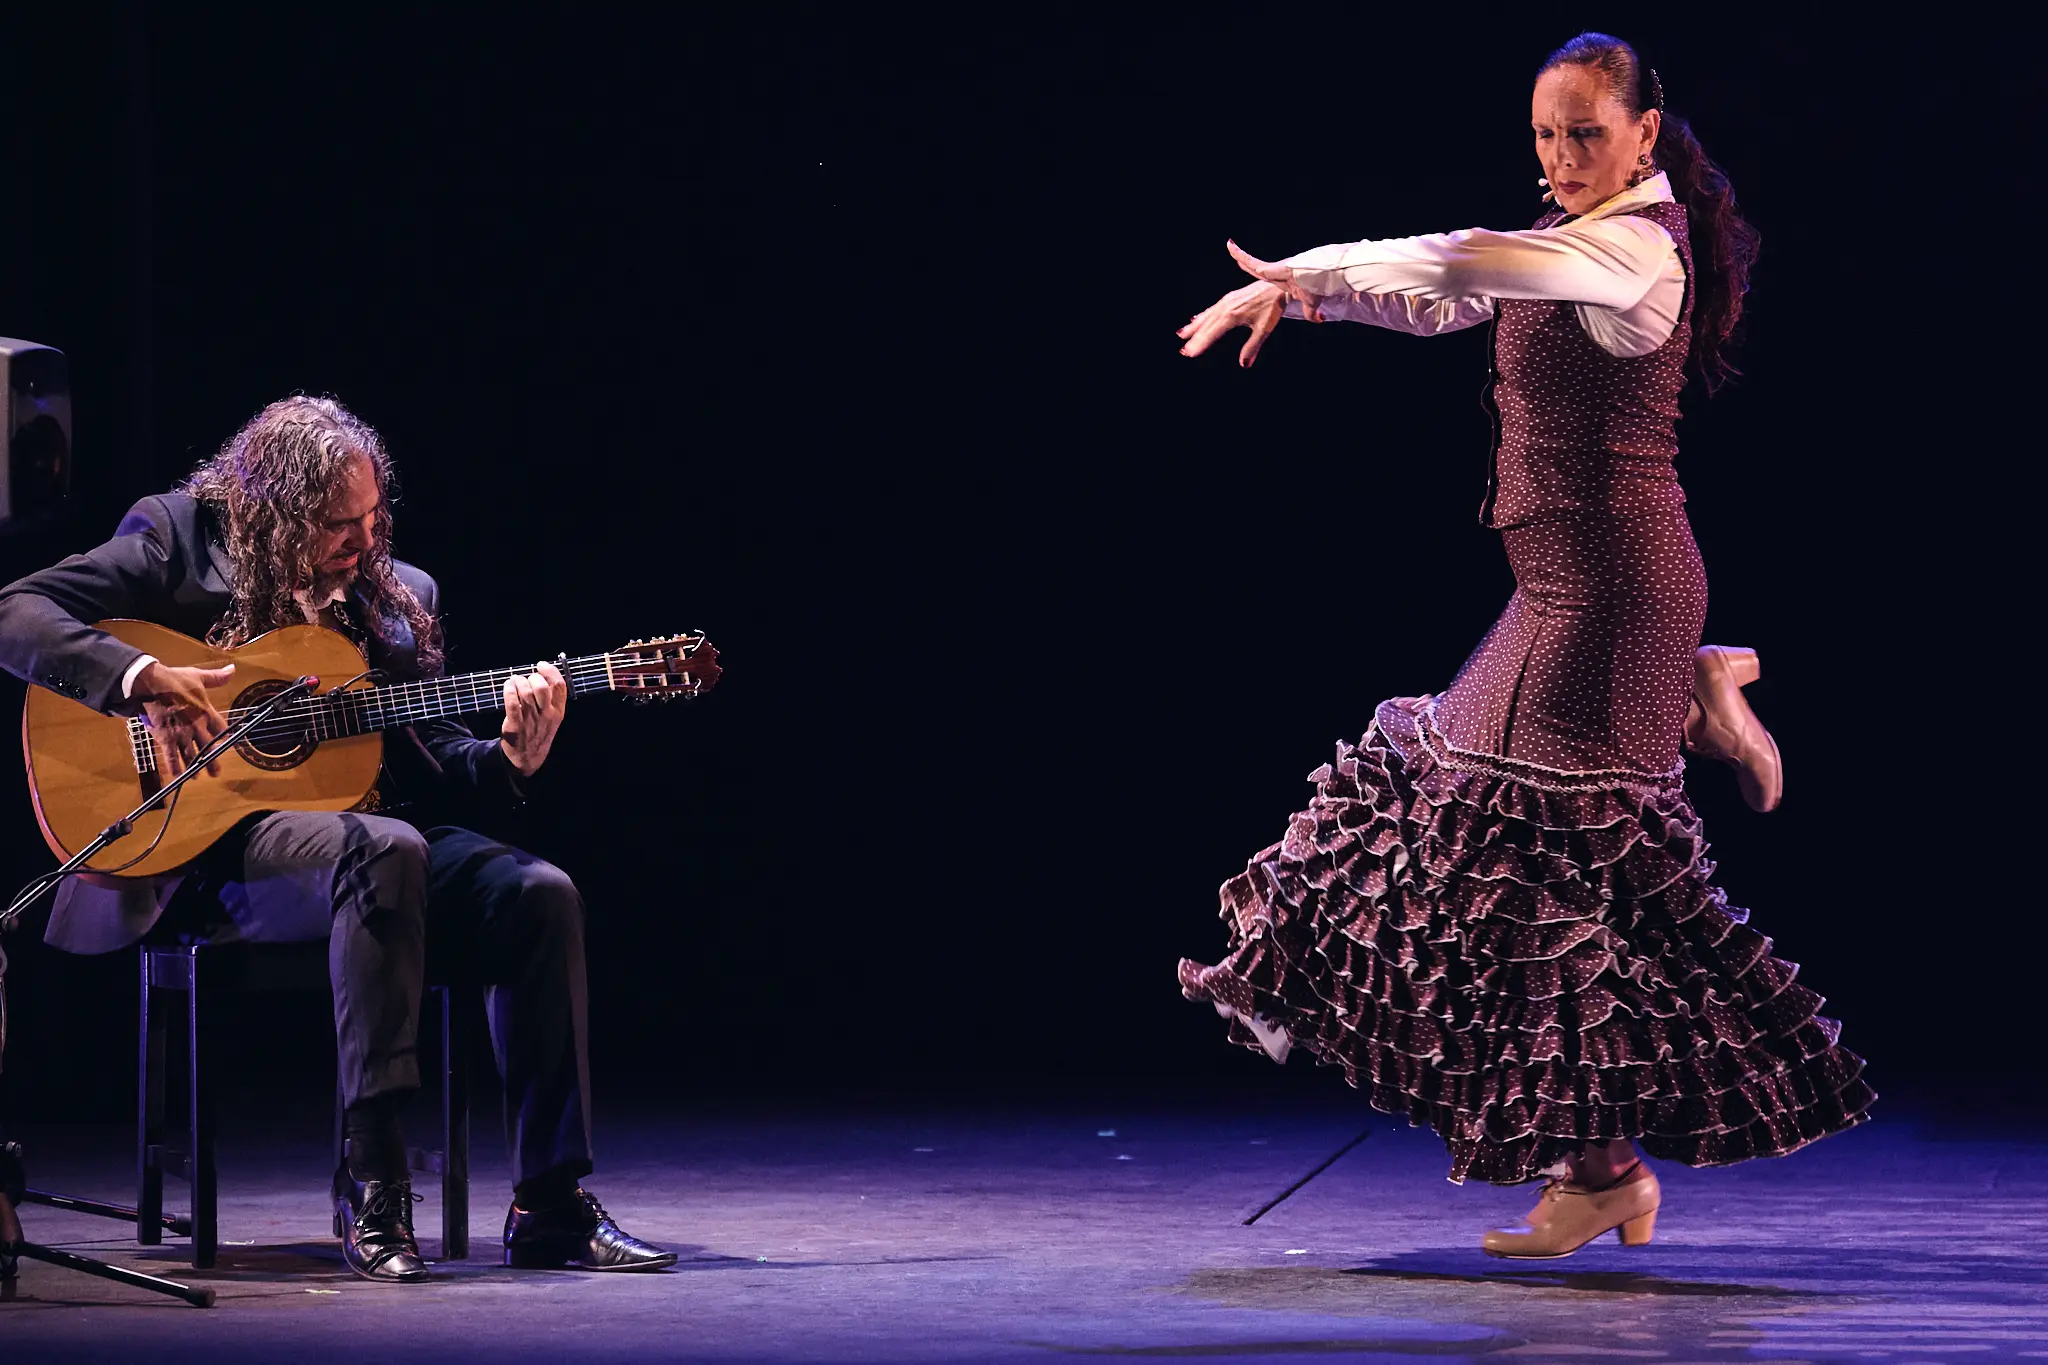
[
  {"x1": 440, "y1": 987, "x2": 470, "y2": 1261},
  {"x1": 186, "y1": 950, "x2": 217, "y2": 1270},
  {"x1": 333, "y1": 1066, "x2": 348, "y2": 1239},
  {"x1": 136, "y1": 951, "x2": 165, "y2": 1247}
]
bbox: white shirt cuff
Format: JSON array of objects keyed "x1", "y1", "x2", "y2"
[{"x1": 121, "y1": 653, "x2": 158, "y2": 699}]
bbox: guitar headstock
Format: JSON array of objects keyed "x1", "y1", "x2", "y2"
[{"x1": 606, "y1": 633, "x2": 721, "y2": 701}]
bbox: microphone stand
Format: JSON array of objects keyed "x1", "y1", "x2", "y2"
[{"x1": 0, "y1": 674, "x2": 319, "y2": 1309}]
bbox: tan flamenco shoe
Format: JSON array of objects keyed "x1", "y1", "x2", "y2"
[
  {"x1": 1683, "y1": 644, "x2": 1783, "y2": 813},
  {"x1": 1482, "y1": 1162, "x2": 1661, "y2": 1260}
]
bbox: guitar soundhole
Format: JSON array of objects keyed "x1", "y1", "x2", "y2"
[{"x1": 232, "y1": 678, "x2": 320, "y2": 771}]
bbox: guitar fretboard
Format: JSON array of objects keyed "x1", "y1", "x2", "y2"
[
  {"x1": 126, "y1": 640, "x2": 709, "y2": 774},
  {"x1": 304, "y1": 655, "x2": 616, "y2": 738}
]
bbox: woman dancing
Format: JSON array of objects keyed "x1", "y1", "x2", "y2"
[{"x1": 1175, "y1": 32, "x2": 1872, "y2": 1258}]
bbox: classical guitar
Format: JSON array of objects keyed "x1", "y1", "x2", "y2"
[{"x1": 21, "y1": 620, "x2": 719, "y2": 879}]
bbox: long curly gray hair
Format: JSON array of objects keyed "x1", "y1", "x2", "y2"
[{"x1": 180, "y1": 395, "x2": 442, "y2": 671}]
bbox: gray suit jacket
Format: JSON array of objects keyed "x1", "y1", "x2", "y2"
[{"x1": 0, "y1": 492, "x2": 529, "y2": 952}]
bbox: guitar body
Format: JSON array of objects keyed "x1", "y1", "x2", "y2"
[{"x1": 22, "y1": 621, "x2": 385, "y2": 879}]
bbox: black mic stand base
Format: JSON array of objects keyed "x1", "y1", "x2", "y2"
[
  {"x1": 20, "y1": 1185, "x2": 192, "y2": 1237},
  {"x1": 0, "y1": 1142, "x2": 214, "y2": 1307}
]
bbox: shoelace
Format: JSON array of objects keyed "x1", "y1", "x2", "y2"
[
  {"x1": 357, "y1": 1185, "x2": 423, "y2": 1231},
  {"x1": 1555, "y1": 1161, "x2": 1644, "y2": 1198}
]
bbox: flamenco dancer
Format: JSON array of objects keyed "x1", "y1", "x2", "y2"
[{"x1": 1175, "y1": 33, "x2": 1873, "y2": 1258}]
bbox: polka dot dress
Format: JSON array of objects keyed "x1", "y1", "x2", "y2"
[
  {"x1": 1179, "y1": 201, "x2": 1873, "y2": 1185},
  {"x1": 1431, "y1": 511, "x2": 1705, "y2": 777}
]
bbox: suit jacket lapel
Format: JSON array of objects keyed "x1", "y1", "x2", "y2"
[{"x1": 199, "y1": 517, "x2": 236, "y2": 599}]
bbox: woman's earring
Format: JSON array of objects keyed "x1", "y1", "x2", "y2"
[
  {"x1": 1538, "y1": 177, "x2": 1556, "y2": 204},
  {"x1": 1627, "y1": 153, "x2": 1654, "y2": 188}
]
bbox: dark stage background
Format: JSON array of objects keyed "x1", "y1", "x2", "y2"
[{"x1": 0, "y1": 7, "x2": 2034, "y2": 1122}]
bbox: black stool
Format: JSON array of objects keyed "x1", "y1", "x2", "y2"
[{"x1": 137, "y1": 942, "x2": 470, "y2": 1269}]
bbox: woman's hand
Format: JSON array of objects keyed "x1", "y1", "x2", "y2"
[{"x1": 1177, "y1": 240, "x2": 1327, "y2": 368}]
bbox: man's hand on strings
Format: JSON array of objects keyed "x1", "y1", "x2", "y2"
[
  {"x1": 135, "y1": 660, "x2": 235, "y2": 779},
  {"x1": 500, "y1": 661, "x2": 568, "y2": 778},
  {"x1": 1177, "y1": 240, "x2": 1326, "y2": 368}
]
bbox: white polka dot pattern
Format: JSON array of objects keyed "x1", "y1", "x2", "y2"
[
  {"x1": 1433, "y1": 200, "x2": 1705, "y2": 776},
  {"x1": 1483, "y1": 200, "x2": 1695, "y2": 531},
  {"x1": 1178, "y1": 199, "x2": 1876, "y2": 1184},
  {"x1": 1433, "y1": 507, "x2": 1707, "y2": 776}
]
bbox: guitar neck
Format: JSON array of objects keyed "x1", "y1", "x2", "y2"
[
  {"x1": 118, "y1": 634, "x2": 712, "y2": 787},
  {"x1": 310, "y1": 654, "x2": 620, "y2": 738}
]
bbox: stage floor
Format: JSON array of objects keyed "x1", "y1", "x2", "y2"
[{"x1": 4, "y1": 1082, "x2": 2045, "y2": 1363}]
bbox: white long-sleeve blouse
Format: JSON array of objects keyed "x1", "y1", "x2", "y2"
[{"x1": 1279, "y1": 173, "x2": 1687, "y2": 359}]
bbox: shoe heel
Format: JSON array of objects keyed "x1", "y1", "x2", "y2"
[
  {"x1": 1700, "y1": 645, "x2": 1760, "y2": 688},
  {"x1": 503, "y1": 1244, "x2": 564, "y2": 1270},
  {"x1": 333, "y1": 1204, "x2": 347, "y2": 1239},
  {"x1": 1617, "y1": 1210, "x2": 1657, "y2": 1247}
]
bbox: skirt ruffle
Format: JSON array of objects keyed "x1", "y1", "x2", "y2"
[{"x1": 1177, "y1": 696, "x2": 1874, "y2": 1186}]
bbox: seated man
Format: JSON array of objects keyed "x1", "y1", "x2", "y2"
[{"x1": 0, "y1": 394, "x2": 674, "y2": 1281}]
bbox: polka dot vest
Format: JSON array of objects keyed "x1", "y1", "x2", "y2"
[{"x1": 1482, "y1": 200, "x2": 1695, "y2": 530}]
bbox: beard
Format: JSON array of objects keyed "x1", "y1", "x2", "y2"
[{"x1": 307, "y1": 560, "x2": 361, "y2": 607}]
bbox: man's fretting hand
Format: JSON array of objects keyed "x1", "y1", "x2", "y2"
[
  {"x1": 135, "y1": 660, "x2": 236, "y2": 779},
  {"x1": 500, "y1": 661, "x2": 568, "y2": 778},
  {"x1": 1177, "y1": 240, "x2": 1326, "y2": 368}
]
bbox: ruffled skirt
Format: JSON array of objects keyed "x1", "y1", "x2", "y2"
[{"x1": 1177, "y1": 695, "x2": 1874, "y2": 1186}]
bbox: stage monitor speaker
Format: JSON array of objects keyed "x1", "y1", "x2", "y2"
[{"x1": 0, "y1": 338, "x2": 72, "y2": 529}]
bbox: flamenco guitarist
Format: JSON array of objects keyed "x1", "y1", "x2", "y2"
[{"x1": 0, "y1": 395, "x2": 674, "y2": 1281}]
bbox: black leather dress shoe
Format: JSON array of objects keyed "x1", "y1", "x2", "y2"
[
  {"x1": 503, "y1": 1188, "x2": 678, "y2": 1271},
  {"x1": 332, "y1": 1164, "x2": 430, "y2": 1283}
]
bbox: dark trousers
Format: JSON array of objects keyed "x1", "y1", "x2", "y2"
[{"x1": 169, "y1": 812, "x2": 593, "y2": 1187}]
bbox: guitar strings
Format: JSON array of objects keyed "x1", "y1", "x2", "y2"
[
  {"x1": 129, "y1": 650, "x2": 709, "y2": 771},
  {"x1": 133, "y1": 665, "x2": 657, "y2": 766},
  {"x1": 195, "y1": 655, "x2": 642, "y2": 726}
]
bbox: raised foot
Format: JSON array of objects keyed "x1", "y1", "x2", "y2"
[
  {"x1": 1683, "y1": 643, "x2": 1782, "y2": 813},
  {"x1": 1703, "y1": 643, "x2": 1760, "y2": 687}
]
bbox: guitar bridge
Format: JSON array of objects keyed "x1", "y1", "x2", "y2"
[{"x1": 127, "y1": 716, "x2": 163, "y2": 800}]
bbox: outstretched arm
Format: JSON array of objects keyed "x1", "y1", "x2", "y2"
[
  {"x1": 1281, "y1": 216, "x2": 1675, "y2": 311},
  {"x1": 1179, "y1": 236, "x2": 1499, "y2": 366},
  {"x1": 1180, "y1": 216, "x2": 1674, "y2": 365},
  {"x1": 1279, "y1": 289, "x2": 1494, "y2": 336}
]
